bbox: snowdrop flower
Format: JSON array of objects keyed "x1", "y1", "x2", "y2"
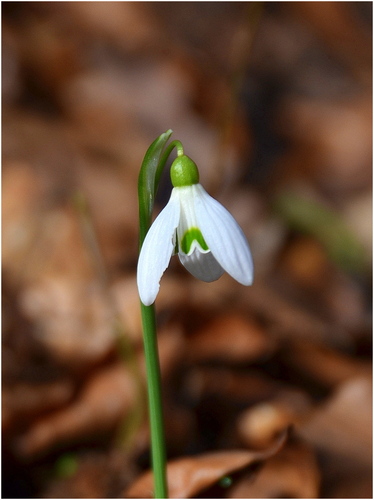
[{"x1": 137, "y1": 154, "x2": 253, "y2": 305}]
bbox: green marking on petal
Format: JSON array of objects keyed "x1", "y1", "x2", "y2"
[{"x1": 180, "y1": 227, "x2": 209, "y2": 254}]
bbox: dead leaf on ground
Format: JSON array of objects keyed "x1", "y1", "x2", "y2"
[
  {"x1": 298, "y1": 376, "x2": 372, "y2": 498},
  {"x1": 236, "y1": 389, "x2": 312, "y2": 449},
  {"x1": 2, "y1": 2, "x2": 371, "y2": 498},
  {"x1": 241, "y1": 281, "x2": 352, "y2": 348},
  {"x1": 43, "y1": 449, "x2": 137, "y2": 499},
  {"x1": 20, "y1": 276, "x2": 116, "y2": 369},
  {"x1": 2, "y1": 379, "x2": 74, "y2": 432},
  {"x1": 299, "y1": 376, "x2": 372, "y2": 467},
  {"x1": 124, "y1": 430, "x2": 287, "y2": 498},
  {"x1": 281, "y1": 339, "x2": 371, "y2": 390},
  {"x1": 14, "y1": 363, "x2": 138, "y2": 458},
  {"x1": 229, "y1": 440, "x2": 320, "y2": 498},
  {"x1": 187, "y1": 313, "x2": 275, "y2": 364},
  {"x1": 183, "y1": 366, "x2": 281, "y2": 405}
]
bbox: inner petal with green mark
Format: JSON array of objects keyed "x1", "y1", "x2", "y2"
[{"x1": 180, "y1": 227, "x2": 209, "y2": 255}]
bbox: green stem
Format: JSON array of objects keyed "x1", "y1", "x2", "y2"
[
  {"x1": 138, "y1": 130, "x2": 180, "y2": 498},
  {"x1": 140, "y1": 303, "x2": 168, "y2": 498}
]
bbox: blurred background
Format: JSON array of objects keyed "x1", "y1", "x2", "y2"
[{"x1": 2, "y1": 2, "x2": 372, "y2": 498}]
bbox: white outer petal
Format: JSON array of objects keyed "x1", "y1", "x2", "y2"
[
  {"x1": 193, "y1": 184, "x2": 254, "y2": 285},
  {"x1": 137, "y1": 190, "x2": 180, "y2": 305},
  {"x1": 179, "y1": 248, "x2": 224, "y2": 282}
]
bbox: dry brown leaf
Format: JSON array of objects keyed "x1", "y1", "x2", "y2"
[
  {"x1": 187, "y1": 313, "x2": 274, "y2": 364},
  {"x1": 279, "y1": 236, "x2": 332, "y2": 291},
  {"x1": 327, "y1": 466, "x2": 372, "y2": 499},
  {"x1": 124, "y1": 431, "x2": 287, "y2": 498},
  {"x1": 236, "y1": 389, "x2": 311, "y2": 450},
  {"x1": 75, "y1": 162, "x2": 139, "y2": 265},
  {"x1": 111, "y1": 277, "x2": 144, "y2": 344},
  {"x1": 14, "y1": 363, "x2": 137, "y2": 458},
  {"x1": 155, "y1": 323, "x2": 187, "y2": 381},
  {"x1": 278, "y1": 95, "x2": 372, "y2": 193},
  {"x1": 298, "y1": 376, "x2": 372, "y2": 497},
  {"x1": 299, "y1": 376, "x2": 372, "y2": 467},
  {"x1": 183, "y1": 366, "x2": 280, "y2": 405},
  {"x1": 237, "y1": 403, "x2": 291, "y2": 450},
  {"x1": 20, "y1": 276, "x2": 116, "y2": 369},
  {"x1": 9, "y1": 6, "x2": 81, "y2": 98},
  {"x1": 64, "y1": 2, "x2": 163, "y2": 54},
  {"x1": 241, "y1": 281, "x2": 352, "y2": 347},
  {"x1": 289, "y1": 2, "x2": 371, "y2": 80},
  {"x1": 2, "y1": 379, "x2": 74, "y2": 432},
  {"x1": 282, "y1": 339, "x2": 371, "y2": 390},
  {"x1": 43, "y1": 450, "x2": 136, "y2": 499},
  {"x1": 2, "y1": 161, "x2": 45, "y2": 281},
  {"x1": 229, "y1": 440, "x2": 320, "y2": 498}
]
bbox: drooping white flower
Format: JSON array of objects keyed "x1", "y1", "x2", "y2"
[{"x1": 137, "y1": 154, "x2": 253, "y2": 305}]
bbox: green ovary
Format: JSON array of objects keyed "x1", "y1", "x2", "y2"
[{"x1": 180, "y1": 227, "x2": 209, "y2": 254}]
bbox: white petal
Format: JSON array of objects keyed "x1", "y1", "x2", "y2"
[
  {"x1": 137, "y1": 190, "x2": 180, "y2": 305},
  {"x1": 193, "y1": 184, "x2": 253, "y2": 285},
  {"x1": 179, "y1": 248, "x2": 224, "y2": 282}
]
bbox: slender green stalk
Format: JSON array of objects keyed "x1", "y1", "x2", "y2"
[
  {"x1": 140, "y1": 303, "x2": 168, "y2": 498},
  {"x1": 137, "y1": 130, "x2": 181, "y2": 498}
]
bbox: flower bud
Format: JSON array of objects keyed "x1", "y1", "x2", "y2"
[{"x1": 170, "y1": 155, "x2": 199, "y2": 187}]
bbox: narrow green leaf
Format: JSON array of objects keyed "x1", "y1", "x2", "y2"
[
  {"x1": 138, "y1": 129, "x2": 173, "y2": 243},
  {"x1": 274, "y1": 191, "x2": 368, "y2": 274}
]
